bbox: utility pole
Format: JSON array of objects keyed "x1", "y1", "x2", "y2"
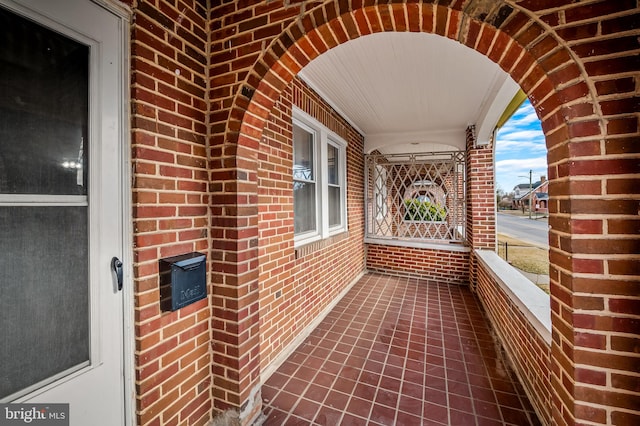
[
  {"x1": 518, "y1": 170, "x2": 533, "y2": 219},
  {"x1": 528, "y1": 169, "x2": 532, "y2": 220}
]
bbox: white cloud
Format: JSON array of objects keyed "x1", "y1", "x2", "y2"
[
  {"x1": 495, "y1": 139, "x2": 546, "y2": 154},
  {"x1": 515, "y1": 102, "x2": 535, "y2": 116},
  {"x1": 496, "y1": 129, "x2": 545, "y2": 142},
  {"x1": 498, "y1": 103, "x2": 541, "y2": 135},
  {"x1": 504, "y1": 112, "x2": 539, "y2": 130},
  {"x1": 496, "y1": 157, "x2": 547, "y2": 172},
  {"x1": 495, "y1": 127, "x2": 546, "y2": 155},
  {"x1": 496, "y1": 156, "x2": 548, "y2": 192},
  {"x1": 494, "y1": 99, "x2": 548, "y2": 193}
]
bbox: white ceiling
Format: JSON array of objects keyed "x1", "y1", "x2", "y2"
[{"x1": 298, "y1": 32, "x2": 519, "y2": 154}]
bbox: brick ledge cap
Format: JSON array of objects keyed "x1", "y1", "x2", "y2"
[
  {"x1": 365, "y1": 238, "x2": 470, "y2": 252},
  {"x1": 475, "y1": 249, "x2": 552, "y2": 345}
]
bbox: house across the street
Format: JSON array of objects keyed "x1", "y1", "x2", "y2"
[{"x1": 513, "y1": 176, "x2": 549, "y2": 215}]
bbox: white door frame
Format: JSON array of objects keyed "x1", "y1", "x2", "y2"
[
  {"x1": 75, "y1": 1, "x2": 135, "y2": 422},
  {"x1": 95, "y1": 0, "x2": 136, "y2": 424},
  {"x1": 97, "y1": 1, "x2": 136, "y2": 424}
]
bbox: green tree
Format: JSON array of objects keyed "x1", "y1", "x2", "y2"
[{"x1": 404, "y1": 199, "x2": 446, "y2": 222}]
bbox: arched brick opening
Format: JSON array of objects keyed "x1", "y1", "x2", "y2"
[{"x1": 211, "y1": 1, "x2": 629, "y2": 424}]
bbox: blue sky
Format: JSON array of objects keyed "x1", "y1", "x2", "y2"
[{"x1": 495, "y1": 99, "x2": 547, "y2": 193}]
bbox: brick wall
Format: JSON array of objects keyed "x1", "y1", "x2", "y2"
[
  {"x1": 535, "y1": 2, "x2": 640, "y2": 423},
  {"x1": 466, "y1": 125, "x2": 497, "y2": 291},
  {"x1": 258, "y1": 76, "x2": 366, "y2": 372},
  {"x1": 121, "y1": 0, "x2": 640, "y2": 424},
  {"x1": 207, "y1": 1, "x2": 639, "y2": 423},
  {"x1": 476, "y1": 256, "x2": 552, "y2": 424},
  {"x1": 366, "y1": 244, "x2": 469, "y2": 284},
  {"x1": 130, "y1": 1, "x2": 211, "y2": 425}
]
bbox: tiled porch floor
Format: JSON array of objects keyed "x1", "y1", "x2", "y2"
[{"x1": 261, "y1": 273, "x2": 540, "y2": 425}]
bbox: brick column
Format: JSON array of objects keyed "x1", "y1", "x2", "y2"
[
  {"x1": 208, "y1": 131, "x2": 262, "y2": 424},
  {"x1": 547, "y1": 114, "x2": 640, "y2": 425},
  {"x1": 129, "y1": 2, "x2": 213, "y2": 425},
  {"x1": 465, "y1": 125, "x2": 496, "y2": 289}
]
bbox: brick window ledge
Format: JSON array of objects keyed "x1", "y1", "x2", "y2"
[
  {"x1": 475, "y1": 249, "x2": 551, "y2": 345},
  {"x1": 365, "y1": 237, "x2": 471, "y2": 253},
  {"x1": 295, "y1": 231, "x2": 349, "y2": 258}
]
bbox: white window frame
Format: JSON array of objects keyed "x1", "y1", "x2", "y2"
[
  {"x1": 325, "y1": 136, "x2": 347, "y2": 232},
  {"x1": 292, "y1": 118, "x2": 319, "y2": 239},
  {"x1": 293, "y1": 107, "x2": 347, "y2": 247}
]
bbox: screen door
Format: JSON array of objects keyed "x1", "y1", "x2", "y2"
[{"x1": 0, "y1": 1, "x2": 126, "y2": 424}]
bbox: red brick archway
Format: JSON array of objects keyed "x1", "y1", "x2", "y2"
[{"x1": 210, "y1": 2, "x2": 614, "y2": 425}]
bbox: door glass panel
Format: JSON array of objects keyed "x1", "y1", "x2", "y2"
[
  {"x1": 0, "y1": 5, "x2": 90, "y2": 401},
  {"x1": 0, "y1": 207, "x2": 89, "y2": 399},
  {"x1": 0, "y1": 7, "x2": 88, "y2": 195}
]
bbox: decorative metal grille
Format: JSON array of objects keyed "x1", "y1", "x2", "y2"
[{"x1": 365, "y1": 151, "x2": 466, "y2": 244}]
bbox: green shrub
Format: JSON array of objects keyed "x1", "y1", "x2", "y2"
[{"x1": 404, "y1": 199, "x2": 446, "y2": 222}]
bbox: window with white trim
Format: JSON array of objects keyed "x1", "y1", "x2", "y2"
[{"x1": 293, "y1": 108, "x2": 347, "y2": 246}]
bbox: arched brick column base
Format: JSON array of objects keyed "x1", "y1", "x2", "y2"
[{"x1": 209, "y1": 1, "x2": 638, "y2": 425}]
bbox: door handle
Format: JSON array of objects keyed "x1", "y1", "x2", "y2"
[{"x1": 111, "y1": 257, "x2": 123, "y2": 291}]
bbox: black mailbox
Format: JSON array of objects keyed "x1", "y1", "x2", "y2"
[{"x1": 159, "y1": 252, "x2": 206, "y2": 311}]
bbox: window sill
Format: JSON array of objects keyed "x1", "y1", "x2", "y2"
[
  {"x1": 474, "y1": 249, "x2": 551, "y2": 345},
  {"x1": 295, "y1": 232, "x2": 349, "y2": 258}
]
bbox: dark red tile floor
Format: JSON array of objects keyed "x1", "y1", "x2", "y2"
[{"x1": 261, "y1": 273, "x2": 541, "y2": 425}]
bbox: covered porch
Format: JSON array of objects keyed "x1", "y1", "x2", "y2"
[
  {"x1": 261, "y1": 273, "x2": 540, "y2": 425},
  {"x1": 123, "y1": 1, "x2": 640, "y2": 425},
  {"x1": 247, "y1": 17, "x2": 557, "y2": 425}
]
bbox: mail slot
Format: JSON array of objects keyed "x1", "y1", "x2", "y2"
[{"x1": 159, "y1": 252, "x2": 206, "y2": 311}]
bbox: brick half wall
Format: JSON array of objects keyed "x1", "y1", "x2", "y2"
[
  {"x1": 366, "y1": 244, "x2": 470, "y2": 284},
  {"x1": 475, "y1": 250, "x2": 552, "y2": 425}
]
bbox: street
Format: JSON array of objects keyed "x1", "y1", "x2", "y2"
[{"x1": 497, "y1": 212, "x2": 549, "y2": 248}]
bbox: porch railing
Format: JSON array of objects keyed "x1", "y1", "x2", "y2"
[{"x1": 365, "y1": 151, "x2": 466, "y2": 245}]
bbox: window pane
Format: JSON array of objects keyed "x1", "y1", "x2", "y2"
[
  {"x1": 327, "y1": 144, "x2": 338, "y2": 185},
  {"x1": 293, "y1": 124, "x2": 314, "y2": 181},
  {"x1": 294, "y1": 181, "x2": 316, "y2": 234},
  {"x1": 328, "y1": 186, "x2": 341, "y2": 227},
  {"x1": 0, "y1": 206, "x2": 89, "y2": 399},
  {"x1": 0, "y1": 8, "x2": 88, "y2": 195}
]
